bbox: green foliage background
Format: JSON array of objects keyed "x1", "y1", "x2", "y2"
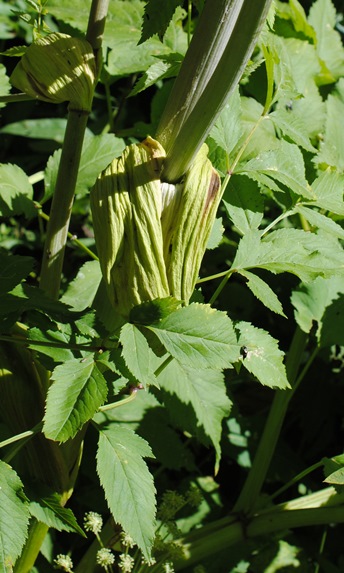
[{"x1": 1, "y1": 0, "x2": 344, "y2": 572}]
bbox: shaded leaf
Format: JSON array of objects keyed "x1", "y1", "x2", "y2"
[
  {"x1": 157, "y1": 359, "x2": 231, "y2": 471},
  {"x1": 291, "y1": 275, "x2": 344, "y2": 345},
  {"x1": 60, "y1": 261, "x2": 102, "y2": 311},
  {"x1": 0, "y1": 164, "x2": 35, "y2": 217},
  {"x1": 44, "y1": 133, "x2": 125, "y2": 201},
  {"x1": 29, "y1": 492, "x2": 85, "y2": 536},
  {"x1": 120, "y1": 323, "x2": 158, "y2": 388},
  {"x1": 223, "y1": 175, "x2": 264, "y2": 234},
  {"x1": 0, "y1": 118, "x2": 74, "y2": 144},
  {"x1": 0, "y1": 253, "x2": 33, "y2": 295},
  {"x1": 236, "y1": 322, "x2": 289, "y2": 389},
  {"x1": 97, "y1": 426, "x2": 156, "y2": 559}
]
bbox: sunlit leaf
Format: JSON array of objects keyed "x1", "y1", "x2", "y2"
[
  {"x1": 97, "y1": 426, "x2": 156, "y2": 559},
  {"x1": 236, "y1": 322, "x2": 289, "y2": 389}
]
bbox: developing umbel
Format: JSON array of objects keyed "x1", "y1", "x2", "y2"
[
  {"x1": 91, "y1": 137, "x2": 220, "y2": 318},
  {"x1": 10, "y1": 33, "x2": 96, "y2": 112}
]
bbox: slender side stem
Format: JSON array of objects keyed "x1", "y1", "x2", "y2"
[
  {"x1": 39, "y1": 110, "x2": 89, "y2": 298},
  {"x1": 39, "y1": 0, "x2": 109, "y2": 298},
  {"x1": 175, "y1": 488, "x2": 344, "y2": 570},
  {"x1": 233, "y1": 327, "x2": 309, "y2": 514}
]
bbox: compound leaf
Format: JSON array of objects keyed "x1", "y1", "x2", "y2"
[{"x1": 97, "y1": 426, "x2": 156, "y2": 560}]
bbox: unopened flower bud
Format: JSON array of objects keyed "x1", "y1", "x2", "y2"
[
  {"x1": 91, "y1": 137, "x2": 170, "y2": 318},
  {"x1": 91, "y1": 137, "x2": 221, "y2": 318},
  {"x1": 162, "y1": 144, "x2": 221, "y2": 302},
  {"x1": 10, "y1": 33, "x2": 96, "y2": 111}
]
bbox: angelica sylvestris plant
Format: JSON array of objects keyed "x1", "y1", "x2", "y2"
[{"x1": 1, "y1": 0, "x2": 344, "y2": 572}]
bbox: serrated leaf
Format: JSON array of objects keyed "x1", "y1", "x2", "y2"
[
  {"x1": 311, "y1": 170, "x2": 344, "y2": 216},
  {"x1": 0, "y1": 164, "x2": 35, "y2": 217},
  {"x1": 236, "y1": 322, "x2": 289, "y2": 389},
  {"x1": 238, "y1": 270, "x2": 286, "y2": 317},
  {"x1": 157, "y1": 360, "x2": 231, "y2": 471},
  {"x1": 120, "y1": 323, "x2": 158, "y2": 388},
  {"x1": 130, "y1": 54, "x2": 182, "y2": 96},
  {"x1": 291, "y1": 275, "x2": 344, "y2": 340},
  {"x1": 269, "y1": 108, "x2": 316, "y2": 153},
  {"x1": 295, "y1": 205, "x2": 344, "y2": 240},
  {"x1": 223, "y1": 175, "x2": 264, "y2": 234},
  {"x1": 28, "y1": 327, "x2": 74, "y2": 367},
  {"x1": 44, "y1": 133, "x2": 125, "y2": 201},
  {"x1": 315, "y1": 94, "x2": 344, "y2": 171},
  {"x1": 232, "y1": 228, "x2": 344, "y2": 283},
  {"x1": 309, "y1": 0, "x2": 344, "y2": 79},
  {"x1": 60, "y1": 261, "x2": 102, "y2": 311},
  {"x1": 147, "y1": 303, "x2": 240, "y2": 370},
  {"x1": 0, "y1": 45, "x2": 27, "y2": 57},
  {"x1": 48, "y1": 0, "x2": 187, "y2": 76},
  {"x1": 236, "y1": 97, "x2": 279, "y2": 162},
  {"x1": 210, "y1": 87, "x2": 243, "y2": 157},
  {"x1": 140, "y1": 0, "x2": 183, "y2": 43},
  {"x1": 0, "y1": 64, "x2": 10, "y2": 108},
  {"x1": 43, "y1": 356, "x2": 108, "y2": 442},
  {"x1": 97, "y1": 426, "x2": 156, "y2": 559},
  {"x1": 0, "y1": 253, "x2": 33, "y2": 295},
  {"x1": 238, "y1": 140, "x2": 313, "y2": 199},
  {"x1": 0, "y1": 461, "x2": 30, "y2": 572},
  {"x1": 206, "y1": 217, "x2": 224, "y2": 250},
  {"x1": 29, "y1": 492, "x2": 85, "y2": 536}
]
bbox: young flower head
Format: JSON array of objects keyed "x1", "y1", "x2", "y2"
[
  {"x1": 84, "y1": 511, "x2": 103, "y2": 534},
  {"x1": 54, "y1": 554, "x2": 73, "y2": 572},
  {"x1": 10, "y1": 33, "x2": 96, "y2": 111},
  {"x1": 91, "y1": 137, "x2": 220, "y2": 319},
  {"x1": 96, "y1": 548, "x2": 115, "y2": 568},
  {"x1": 118, "y1": 553, "x2": 135, "y2": 572}
]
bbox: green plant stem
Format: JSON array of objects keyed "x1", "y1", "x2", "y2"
[
  {"x1": 269, "y1": 460, "x2": 323, "y2": 502},
  {"x1": 175, "y1": 488, "x2": 344, "y2": 570},
  {"x1": 14, "y1": 520, "x2": 49, "y2": 573},
  {"x1": 157, "y1": 0, "x2": 272, "y2": 181},
  {"x1": 233, "y1": 327, "x2": 309, "y2": 515},
  {"x1": 38, "y1": 209, "x2": 99, "y2": 261},
  {"x1": 39, "y1": 0, "x2": 109, "y2": 299},
  {"x1": 0, "y1": 93, "x2": 34, "y2": 103}
]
